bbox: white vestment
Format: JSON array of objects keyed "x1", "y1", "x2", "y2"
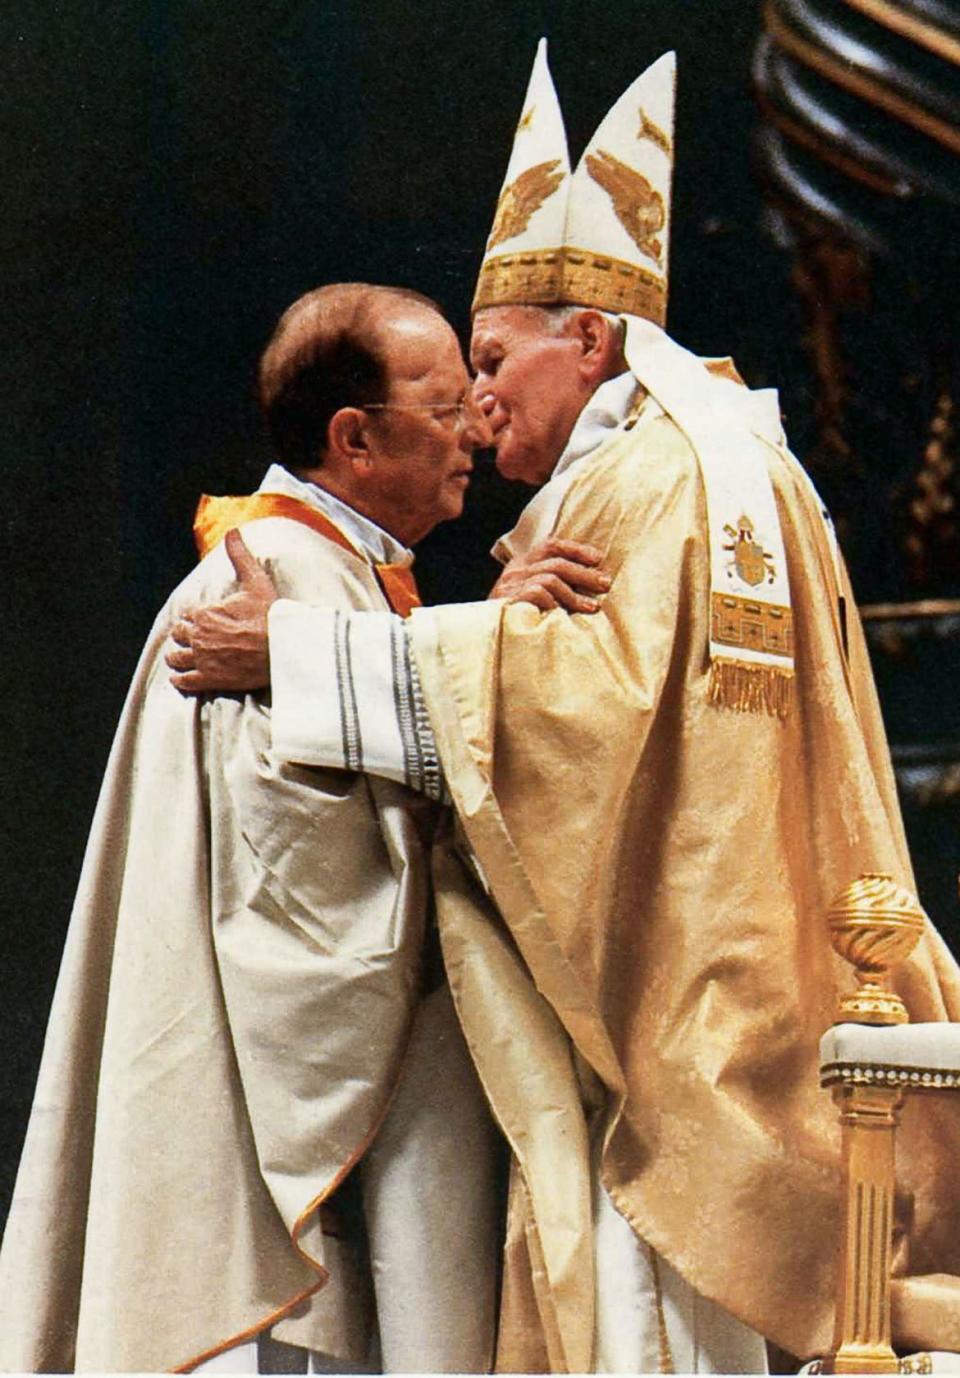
[{"x1": 0, "y1": 469, "x2": 499, "y2": 1374}]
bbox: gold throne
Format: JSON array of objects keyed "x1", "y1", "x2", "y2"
[{"x1": 805, "y1": 874, "x2": 960, "y2": 1375}]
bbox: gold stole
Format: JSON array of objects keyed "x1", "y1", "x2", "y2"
[{"x1": 193, "y1": 491, "x2": 422, "y2": 618}]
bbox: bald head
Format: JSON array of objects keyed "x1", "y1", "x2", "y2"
[{"x1": 259, "y1": 283, "x2": 446, "y2": 472}]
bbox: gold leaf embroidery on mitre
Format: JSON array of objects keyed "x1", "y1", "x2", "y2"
[
  {"x1": 585, "y1": 150, "x2": 665, "y2": 264},
  {"x1": 487, "y1": 159, "x2": 565, "y2": 249},
  {"x1": 517, "y1": 104, "x2": 536, "y2": 132},
  {"x1": 637, "y1": 109, "x2": 672, "y2": 156}
]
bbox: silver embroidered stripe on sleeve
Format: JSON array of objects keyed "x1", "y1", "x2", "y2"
[
  {"x1": 402, "y1": 625, "x2": 446, "y2": 803},
  {"x1": 390, "y1": 616, "x2": 425, "y2": 792}
]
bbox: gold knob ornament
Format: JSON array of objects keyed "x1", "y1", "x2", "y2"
[{"x1": 827, "y1": 873, "x2": 926, "y2": 1026}]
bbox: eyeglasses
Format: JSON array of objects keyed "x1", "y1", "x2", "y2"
[{"x1": 362, "y1": 399, "x2": 474, "y2": 431}]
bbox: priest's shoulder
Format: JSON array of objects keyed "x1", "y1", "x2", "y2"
[{"x1": 184, "y1": 514, "x2": 373, "y2": 609}]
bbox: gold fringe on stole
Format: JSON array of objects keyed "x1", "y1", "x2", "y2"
[{"x1": 708, "y1": 658, "x2": 793, "y2": 719}]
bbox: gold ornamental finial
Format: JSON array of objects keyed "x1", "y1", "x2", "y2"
[{"x1": 827, "y1": 873, "x2": 926, "y2": 1025}]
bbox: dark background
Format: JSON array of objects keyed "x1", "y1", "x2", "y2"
[{"x1": 1, "y1": 0, "x2": 953, "y2": 1221}]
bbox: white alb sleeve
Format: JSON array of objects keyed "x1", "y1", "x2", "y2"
[{"x1": 268, "y1": 600, "x2": 446, "y2": 801}]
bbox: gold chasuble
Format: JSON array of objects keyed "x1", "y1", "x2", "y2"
[
  {"x1": 409, "y1": 401, "x2": 960, "y2": 1364},
  {"x1": 0, "y1": 511, "x2": 433, "y2": 1371}
]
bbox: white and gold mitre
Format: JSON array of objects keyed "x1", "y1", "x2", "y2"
[{"x1": 473, "y1": 43, "x2": 675, "y2": 323}]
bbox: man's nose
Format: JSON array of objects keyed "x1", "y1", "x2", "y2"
[{"x1": 461, "y1": 393, "x2": 495, "y2": 449}]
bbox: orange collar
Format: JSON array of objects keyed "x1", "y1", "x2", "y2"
[{"x1": 193, "y1": 491, "x2": 422, "y2": 619}]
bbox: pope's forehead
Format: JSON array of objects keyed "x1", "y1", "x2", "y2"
[{"x1": 470, "y1": 305, "x2": 550, "y2": 353}]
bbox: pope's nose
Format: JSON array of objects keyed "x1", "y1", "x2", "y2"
[
  {"x1": 471, "y1": 377, "x2": 496, "y2": 417},
  {"x1": 461, "y1": 394, "x2": 494, "y2": 449}
]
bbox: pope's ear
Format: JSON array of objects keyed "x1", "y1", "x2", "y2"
[
  {"x1": 570, "y1": 311, "x2": 621, "y2": 382},
  {"x1": 327, "y1": 407, "x2": 373, "y2": 469}
]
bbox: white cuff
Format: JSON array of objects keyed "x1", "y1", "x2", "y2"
[{"x1": 269, "y1": 601, "x2": 445, "y2": 799}]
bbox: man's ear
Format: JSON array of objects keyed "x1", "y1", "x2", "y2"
[
  {"x1": 327, "y1": 407, "x2": 374, "y2": 472},
  {"x1": 570, "y1": 311, "x2": 622, "y2": 385}
]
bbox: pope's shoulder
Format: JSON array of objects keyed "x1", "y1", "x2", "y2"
[
  {"x1": 558, "y1": 406, "x2": 703, "y2": 535},
  {"x1": 562, "y1": 393, "x2": 818, "y2": 524}
]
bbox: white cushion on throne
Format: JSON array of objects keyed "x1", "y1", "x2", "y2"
[{"x1": 820, "y1": 1022, "x2": 960, "y2": 1087}]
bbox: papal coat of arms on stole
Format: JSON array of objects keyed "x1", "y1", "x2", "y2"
[{"x1": 723, "y1": 513, "x2": 777, "y2": 586}]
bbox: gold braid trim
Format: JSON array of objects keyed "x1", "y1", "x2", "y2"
[
  {"x1": 708, "y1": 658, "x2": 794, "y2": 719},
  {"x1": 473, "y1": 246, "x2": 667, "y2": 322}
]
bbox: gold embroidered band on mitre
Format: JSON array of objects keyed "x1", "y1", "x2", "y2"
[{"x1": 473, "y1": 246, "x2": 667, "y2": 322}]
